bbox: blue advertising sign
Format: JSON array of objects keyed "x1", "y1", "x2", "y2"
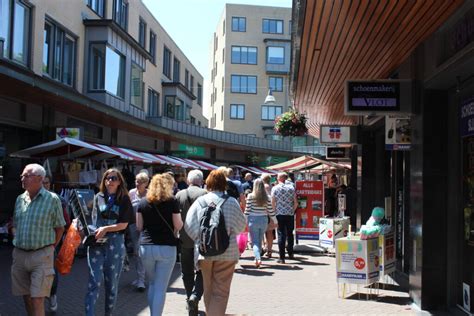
[{"x1": 461, "y1": 97, "x2": 474, "y2": 138}]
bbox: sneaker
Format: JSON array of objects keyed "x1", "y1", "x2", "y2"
[
  {"x1": 49, "y1": 294, "x2": 58, "y2": 312},
  {"x1": 288, "y1": 254, "x2": 295, "y2": 260},
  {"x1": 136, "y1": 280, "x2": 146, "y2": 292},
  {"x1": 187, "y1": 295, "x2": 199, "y2": 316},
  {"x1": 277, "y1": 259, "x2": 286, "y2": 264}
]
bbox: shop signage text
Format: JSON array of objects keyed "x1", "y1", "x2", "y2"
[
  {"x1": 320, "y1": 125, "x2": 355, "y2": 144},
  {"x1": 327, "y1": 147, "x2": 350, "y2": 159},
  {"x1": 177, "y1": 144, "x2": 205, "y2": 157},
  {"x1": 461, "y1": 97, "x2": 474, "y2": 138}
]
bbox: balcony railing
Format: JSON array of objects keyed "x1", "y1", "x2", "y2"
[
  {"x1": 292, "y1": 145, "x2": 327, "y2": 156},
  {"x1": 147, "y1": 116, "x2": 293, "y2": 152}
]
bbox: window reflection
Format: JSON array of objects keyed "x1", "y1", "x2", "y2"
[
  {"x1": 12, "y1": 1, "x2": 29, "y2": 65},
  {"x1": 131, "y1": 63, "x2": 143, "y2": 108},
  {"x1": 89, "y1": 44, "x2": 125, "y2": 98},
  {"x1": 0, "y1": 0, "x2": 11, "y2": 57}
]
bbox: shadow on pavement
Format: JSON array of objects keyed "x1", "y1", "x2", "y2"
[
  {"x1": 234, "y1": 267, "x2": 274, "y2": 276},
  {"x1": 344, "y1": 292, "x2": 411, "y2": 306},
  {"x1": 368, "y1": 282, "x2": 408, "y2": 293}
]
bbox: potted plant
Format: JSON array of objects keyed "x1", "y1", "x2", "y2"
[{"x1": 274, "y1": 108, "x2": 308, "y2": 137}]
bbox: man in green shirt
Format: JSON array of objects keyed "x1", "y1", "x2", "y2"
[{"x1": 11, "y1": 163, "x2": 65, "y2": 316}]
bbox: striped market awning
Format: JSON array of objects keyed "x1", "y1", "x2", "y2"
[{"x1": 233, "y1": 165, "x2": 278, "y2": 175}]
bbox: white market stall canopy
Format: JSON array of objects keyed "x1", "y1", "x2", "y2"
[
  {"x1": 232, "y1": 165, "x2": 278, "y2": 175},
  {"x1": 267, "y1": 155, "x2": 350, "y2": 172},
  {"x1": 10, "y1": 137, "x2": 218, "y2": 170}
]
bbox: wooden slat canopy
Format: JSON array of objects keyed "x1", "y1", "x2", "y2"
[{"x1": 292, "y1": 0, "x2": 464, "y2": 137}]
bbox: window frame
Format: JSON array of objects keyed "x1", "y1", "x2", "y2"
[
  {"x1": 87, "y1": 0, "x2": 105, "y2": 18},
  {"x1": 130, "y1": 62, "x2": 144, "y2": 109},
  {"x1": 147, "y1": 87, "x2": 159, "y2": 117},
  {"x1": 231, "y1": 16, "x2": 246, "y2": 32},
  {"x1": 173, "y1": 57, "x2": 180, "y2": 83},
  {"x1": 266, "y1": 46, "x2": 285, "y2": 64},
  {"x1": 262, "y1": 19, "x2": 284, "y2": 34},
  {"x1": 43, "y1": 17, "x2": 77, "y2": 87},
  {"x1": 230, "y1": 74, "x2": 257, "y2": 94},
  {"x1": 112, "y1": 0, "x2": 128, "y2": 31},
  {"x1": 231, "y1": 45, "x2": 257, "y2": 65},
  {"x1": 149, "y1": 30, "x2": 156, "y2": 64},
  {"x1": 138, "y1": 17, "x2": 146, "y2": 48},
  {"x1": 197, "y1": 83, "x2": 203, "y2": 106},
  {"x1": 261, "y1": 105, "x2": 283, "y2": 121},
  {"x1": 163, "y1": 45, "x2": 171, "y2": 78},
  {"x1": 230, "y1": 104, "x2": 245, "y2": 120},
  {"x1": 269, "y1": 76, "x2": 283, "y2": 92}
]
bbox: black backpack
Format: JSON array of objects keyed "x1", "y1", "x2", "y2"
[
  {"x1": 197, "y1": 195, "x2": 230, "y2": 256},
  {"x1": 226, "y1": 180, "x2": 240, "y2": 199}
]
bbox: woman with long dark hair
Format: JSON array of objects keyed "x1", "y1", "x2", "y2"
[
  {"x1": 137, "y1": 173, "x2": 183, "y2": 315},
  {"x1": 85, "y1": 168, "x2": 134, "y2": 316}
]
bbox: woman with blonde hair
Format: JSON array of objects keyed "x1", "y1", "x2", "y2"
[
  {"x1": 261, "y1": 173, "x2": 276, "y2": 258},
  {"x1": 136, "y1": 173, "x2": 182, "y2": 316},
  {"x1": 245, "y1": 178, "x2": 277, "y2": 267},
  {"x1": 85, "y1": 168, "x2": 134, "y2": 316}
]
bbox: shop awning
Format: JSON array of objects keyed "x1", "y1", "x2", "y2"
[
  {"x1": 171, "y1": 157, "x2": 219, "y2": 171},
  {"x1": 10, "y1": 137, "x2": 191, "y2": 168},
  {"x1": 233, "y1": 165, "x2": 278, "y2": 175},
  {"x1": 267, "y1": 155, "x2": 347, "y2": 172}
]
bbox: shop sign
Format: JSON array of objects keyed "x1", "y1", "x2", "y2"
[
  {"x1": 327, "y1": 147, "x2": 350, "y2": 159},
  {"x1": 320, "y1": 125, "x2": 355, "y2": 144},
  {"x1": 461, "y1": 97, "x2": 474, "y2": 138},
  {"x1": 463, "y1": 282, "x2": 471, "y2": 312},
  {"x1": 345, "y1": 80, "x2": 413, "y2": 115},
  {"x1": 319, "y1": 217, "x2": 349, "y2": 248},
  {"x1": 379, "y1": 232, "x2": 396, "y2": 275},
  {"x1": 56, "y1": 127, "x2": 81, "y2": 140},
  {"x1": 177, "y1": 144, "x2": 205, "y2": 157},
  {"x1": 295, "y1": 180, "x2": 324, "y2": 240},
  {"x1": 336, "y1": 237, "x2": 380, "y2": 284},
  {"x1": 385, "y1": 116, "x2": 411, "y2": 151}
]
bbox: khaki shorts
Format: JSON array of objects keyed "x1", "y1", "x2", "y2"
[{"x1": 11, "y1": 246, "x2": 55, "y2": 298}]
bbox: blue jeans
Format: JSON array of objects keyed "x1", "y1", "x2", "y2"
[
  {"x1": 248, "y1": 215, "x2": 268, "y2": 261},
  {"x1": 276, "y1": 215, "x2": 295, "y2": 259},
  {"x1": 85, "y1": 233, "x2": 125, "y2": 316},
  {"x1": 140, "y1": 245, "x2": 176, "y2": 316}
]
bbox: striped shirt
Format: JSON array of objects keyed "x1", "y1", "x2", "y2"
[
  {"x1": 13, "y1": 187, "x2": 65, "y2": 250},
  {"x1": 244, "y1": 195, "x2": 276, "y2": 220},
  {"x1": 185, "y1": 191, "x2": 246, "y2": 261}
]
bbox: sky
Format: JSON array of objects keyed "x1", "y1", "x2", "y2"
[{"x1": 142, "y1": 0, "x2": 292, "y2": 79}]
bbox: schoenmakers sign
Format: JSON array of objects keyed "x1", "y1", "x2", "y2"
[{"x1": 345, "y1": 80, "x2": 412, "y2": 115}]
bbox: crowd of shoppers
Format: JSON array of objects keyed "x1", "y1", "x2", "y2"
[{"x1": 10, "y1": 162, "x2": 303, "y2": 315}]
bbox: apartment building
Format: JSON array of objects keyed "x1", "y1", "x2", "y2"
[{"x1": 208, "y1": 4, "x2": 292, "y2": 139}]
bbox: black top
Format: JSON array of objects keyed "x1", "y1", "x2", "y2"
[
  {"x1": 94, "y1": 192, "x2": 134, "y2": 234},
  {"x1": 138, "y1": 198, "x2": 180, "y2": 246}
]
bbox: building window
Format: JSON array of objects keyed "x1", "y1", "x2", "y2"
[
  {"x1": 184, "y1": 69, "x2": 189, "y2": 89},
  {"x1": 163, "y1": 46, "x2": 171, "y2": 78},
  {"x1": 231, "y1": 75, "x2": 257, "y2": 94},
  {"x1": 113, "y1": 0, "x2": 128, "y2": 30},
  {"x1": 190, "y1": 75, "x2": 194, "y2": 94},
  {"x1": 149, "y1": 31, "x2": 156, "y2": 63},
  {"x1": 43, "y1": 19, "x2": 76, "y2": 86},
  {"x1": 147, "y1": 88, "x2": 159, "y2": 117},
  {"x1": 232, "y1": 17, "x2": 246, "y2": 32},
  {"x1": 190, "y1": 116, "x2": 195, "y2": 125},
  {"x1": 222, "y1": 19, "x2": 225, "y2": 35},
  {"x1": 230, "y1": 104, "x2": 245, "y2": 119},
  {"x1": 269, "y1": 77, "x2": 283, "y2": 92},
  {"x1": 267, "y1": 46, "x2": 284, "y2": 64},
  {"x1": 221, "y1": 76, "x2": 224, "y2": 92},
  {"x1": 89, "y1": 44, "x2": 125, "y2": 98},
  {"x1": 173, "y1": 57, "x2": 180, "y2": 82},
  {"x1": 231, "y1": 46, "x2": 257, "y2": 64},
  {"x1": 261, "y1": 105, "x2": 282, "y2": 120},
  {"x1": 131, "y1": 63, "x2": 143, "y2": 108},
  {"x1": 198, "y1": 120, "x2": 201, "y2": 126},
  {"x1": 263, "y1": 19, "x2": 283, "y2": 34},
  {"x1": 221, "y1": 105, "x2": 224, "y2": 121},
  {"x1": 164, "y1": 96, "x2": 185, "y2": 121},
  {"x1": 138, "y1": 18, "x2": 146, "y2": 48},
  {"x1": 197, "y1": 83, "x2": 203, "y2": 106},
  {"x1": 0, "y1": 0, "x2": 30, "y2": 66},
  {"x1": 222, "y1": 47, "x2": 225, "y2": 63},
  {"x1": 87, "y1": 0, "x2": 104, "y2": 17}
]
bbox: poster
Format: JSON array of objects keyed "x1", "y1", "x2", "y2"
[
  {"x1": 319, "y1": 217, "x2": 350, "y2": 248},
  {"x1": 336, "y1": 237, "x2": 380, "y2": 284},
  {"x1": 295, "y1": 180, "x2": 324, "y2": 240},
  {"x1": 385, "y1": 116, "x2": 411, "y2": 150},
  {"x1": 379, "y1": 232, "x2": 396, "y2": 275}
]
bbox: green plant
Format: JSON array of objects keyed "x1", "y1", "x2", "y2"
[{"x1": 274, "y1": 108, "x2": 308, "y2": 137}]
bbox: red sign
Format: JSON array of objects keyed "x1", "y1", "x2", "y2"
[
  {"x1": 327, "y1": 230, "x2": 333, "y2": 238},
  {"x1": 295, "y1": 180, "x2": 324, "y2": 240},
  {"x1": 354, "y1": 258, "x2": 366, "y2": 270}
]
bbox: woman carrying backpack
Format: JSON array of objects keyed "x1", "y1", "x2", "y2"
[
  {"x1": 244, "y1": 178, "x2": 277, "y2": 268},
  {"x1": 184, "y1": 170, "x2": 246, "y2": 316},
  {"x1": 136, "y1": 173, "x2": 183, "y2": 316}
]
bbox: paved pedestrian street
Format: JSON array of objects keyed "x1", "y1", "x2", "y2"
[{"x1": 0, "y1": 244, "x2": 419, "y2": 315}]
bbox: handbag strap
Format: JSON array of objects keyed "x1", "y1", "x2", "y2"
[{"x1": 152, "y1": 203, "x2": 175, "y2": 236}]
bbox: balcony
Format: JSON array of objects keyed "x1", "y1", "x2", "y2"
[{"x1": 146, "y1": 116, "x2": 293, "y2": 152}]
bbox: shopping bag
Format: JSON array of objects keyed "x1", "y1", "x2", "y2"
[
  {"x1": 236, "y1": 232, "x2": 248, "y2": 255},
  {"x1": 79, "y1": 159, "x2": 98, "y2": 184},
  {"x1": 55, "y1": 222, "x2": 82, "y2": 275}
]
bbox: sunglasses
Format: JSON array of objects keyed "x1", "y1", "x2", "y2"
[{"x1": 105, "y1": 176, "x2": 119, "y2": 182}]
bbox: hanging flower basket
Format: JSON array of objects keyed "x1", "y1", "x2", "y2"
[{"x1": 274, "y1": 108, "x2": 308, "y2": 137}]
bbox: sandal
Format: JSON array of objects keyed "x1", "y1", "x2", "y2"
[
  {"x1": 266, "y1": 250, "x2": 272, "y2": 258},
  {"x1": 255, "y1": 259, "x2": 261, "y2": 268}
]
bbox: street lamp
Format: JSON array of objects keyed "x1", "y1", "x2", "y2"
[{"x1": 264, "y1": 89, "x2": 276, "y2": 105}]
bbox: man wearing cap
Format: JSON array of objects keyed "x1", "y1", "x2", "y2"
[{"x1": 11, "y1": 163, "x2": 65, "y2": 316}]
